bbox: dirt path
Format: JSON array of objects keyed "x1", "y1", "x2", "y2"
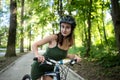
[
  {"x1": 0, "y1": 52, "x2": 34, "y2": 80},
  {"x1": 0, "y1": 52, "x2": 84, "y2": 80},
  {"x1": 70, "y1": 59, "x2": 120, "y2": 80},
  {"x1": 0, "y1": 51, "x2": 120, "y2": 80}
]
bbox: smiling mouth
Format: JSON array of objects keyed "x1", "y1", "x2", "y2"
[
  {"x1": 63, "y1": 31, "x2": 67, "y2": 34},
  {"x1": 63, "y1": 32, "x2": 66, "y2": 34}
]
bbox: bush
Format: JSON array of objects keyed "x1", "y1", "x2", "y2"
[{"x1": 97, "y1": 54, "x2": 120, "y2": 67}]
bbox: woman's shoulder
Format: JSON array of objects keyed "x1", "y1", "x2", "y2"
[{"x1": 46, "y1": 34, "x2": 58, "y2": 40}]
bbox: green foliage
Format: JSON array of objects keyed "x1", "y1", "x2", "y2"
[
  {"x1": 69, "y1": 36, "x2": 119, "y2": 68},
  {"x1": 0, "y1": 26, "x2": 8, "y2": 47},
  {"x1": 68, "y1": 46, "x2": 84, "y2": 54},
  {"x1": 97, "y1": 53, "x2": 120, "y2": 68},
  {"x1": 68, "y1": 46, "x2": 86, "y2": 57},
  {"x1": 89, "y1": 37, "x2": 120, "y2": 68},
  {"x1": 1, "y1": 0, "x2": 119, "y2": 68}
]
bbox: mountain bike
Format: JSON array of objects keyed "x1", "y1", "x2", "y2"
[{"x1": 22, "y1": 57, "x2": 79, "y2": 80}]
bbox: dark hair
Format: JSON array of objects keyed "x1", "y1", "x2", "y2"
[
  {"x1": 57, "y1": 15, "x2": 76, "y2": 46},
  {"x1": 57, "y1": 32, "x2": 74, "y2": 46}
]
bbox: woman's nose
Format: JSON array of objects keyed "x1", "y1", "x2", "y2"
[{"x1": 63, "y1": 28, "x2": 66, "y2": 31}]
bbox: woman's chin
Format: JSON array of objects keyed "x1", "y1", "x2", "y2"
[{"x1": 62, "y1": 34, "x2": 68, "y2": 37}]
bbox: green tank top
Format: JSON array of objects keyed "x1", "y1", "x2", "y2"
[{"x1": 43, "y1": 45, "x2": 68, "y2": 61}]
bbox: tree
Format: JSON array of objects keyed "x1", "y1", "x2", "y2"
[
  {"x1": 58, "y1": 0, "x2": 63, "y2": 17},
  {"x1": 5, "y1": 0, "x2": 17, "y2": 57},
  {"x1": 20, "y1": 0, "x2": 25, "y2": 52},
  {"x1": 111, "y1": 0, "x2": 120, "y2": 55},
  {"x1": 101, "y1": 0, "x2": 108, "y2": 44},
  {"x1": 85, "y1": 0, "x2": 92, "y2": 57}
]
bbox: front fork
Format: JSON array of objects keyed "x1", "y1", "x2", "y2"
[{"x1": 53, "y1": 65, "x2": 60, "y2": 80}]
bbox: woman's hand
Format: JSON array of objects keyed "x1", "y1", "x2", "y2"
[
  {"x1": 67, "y1": 54, "x2": 82, "y2": 62},
  {"x1": 74, "y1": 55, "x2": 82, "y2": 62},
  {"x1": 35, "y1": 55, "x2": 45, "y2": 63}
]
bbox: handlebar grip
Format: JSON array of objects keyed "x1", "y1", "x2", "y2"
[
  {"x1": 70, "y1": 59, "x2": 77, "y2": 66},
  {"x1": 33, "y1": 57, "x2": 54, "y2": 66},
  {"x1": 33, "y1": 57, "x2": 38, "y2": 61},
  {"x1": 33, "y1": 57, "x2": 48, "y2": 61}
]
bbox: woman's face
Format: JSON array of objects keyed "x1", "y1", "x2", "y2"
[{"x1": 60, "y1": 23, "x2": 72, "y2": 37}]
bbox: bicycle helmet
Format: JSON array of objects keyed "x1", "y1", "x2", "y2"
[{"x1": 60, "y1": 15, "x2": 76, "y2": 29}]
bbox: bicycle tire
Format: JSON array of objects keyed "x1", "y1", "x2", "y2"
[{"x1": 22, "y1": 74, "x2": 31, "y2": 80}]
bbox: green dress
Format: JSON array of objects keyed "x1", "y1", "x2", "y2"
[{"x1": 31, "y1": 45, "x2": 68, "y2": 80}]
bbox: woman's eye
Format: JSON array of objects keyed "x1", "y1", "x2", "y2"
[
  {"x1": 67, "y1": 27, "x2": 69, "y2": 29},
  {"x1": 61, "y1": 25, "x2": 64, "y2": 28},
  {"x1": 66, "y1": 26, "x2": 70, "y2": 29}
]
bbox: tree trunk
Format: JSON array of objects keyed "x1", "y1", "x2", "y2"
[
  {"x1": 28, "y1": 25, "x2": 31, "y2": 51},
  {"x1": 5, "y1": 0, "x2": 17, "y2": 57},
  {"x1": 83, "y1": 13, "x2": 87, "y2": 47},
  {"x1": 0, "y1": 35, "x2": 2, "y2": 46},
  {"x1": 85, "y1": 0, "x2": 92, "y2": 57},
  {"x1": 20, "y1": 0, "x2": 24, "y2": 52},
  {"x1": 102, "y1": 1, "x2": 108, "y2": 44},
  {"x1": 111, "y1": 0, "x2": 120, "y2": 55},
  {"x1": 97, "y1": 21, "x2": 103, "y2": 45},
  {"x1": 58, "y1": 0, "x2": 63, "y2": 17}
]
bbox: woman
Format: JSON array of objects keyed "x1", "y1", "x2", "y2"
[{"x1": 31, "y1": 15, "x2": 81, "y2": 80}]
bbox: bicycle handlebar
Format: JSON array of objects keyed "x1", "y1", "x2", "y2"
[{"x1": 33, "y1": 57, "x2": 77, "y2": 66}]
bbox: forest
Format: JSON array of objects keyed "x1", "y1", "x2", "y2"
[{"x1": 0, "y1": 0, "x2": 120, "y2": 80}]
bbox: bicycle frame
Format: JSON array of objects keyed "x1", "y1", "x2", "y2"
[
  {"x1": 22, "y1": 58, "x2": 77, "y2": 80},
  {"x1": 40, "y1": 58, "x2": 77, "y2": 80},
  {"x1": 45, "y1": 65, "x2": 61, "y2": 80}
]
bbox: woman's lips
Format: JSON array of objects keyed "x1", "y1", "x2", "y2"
[{"x1": 63, "y1": 32, "x2": 66, "y2": 34}]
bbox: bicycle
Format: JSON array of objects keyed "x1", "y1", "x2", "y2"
[{"x1": 22, "y1": 57, "x2": 79, "y2": 80}]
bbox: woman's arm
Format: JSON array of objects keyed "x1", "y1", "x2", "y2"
[
  {"x1": 66, "y1": 54, "x2": 81, "y2": 62},
  {"x1": 32, "y1": 34, "x2": 57, "y2": 62}
]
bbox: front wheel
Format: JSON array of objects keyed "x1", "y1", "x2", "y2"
[{"x1": 22, "y1": 74, "x2": 31, "y2": 80}]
